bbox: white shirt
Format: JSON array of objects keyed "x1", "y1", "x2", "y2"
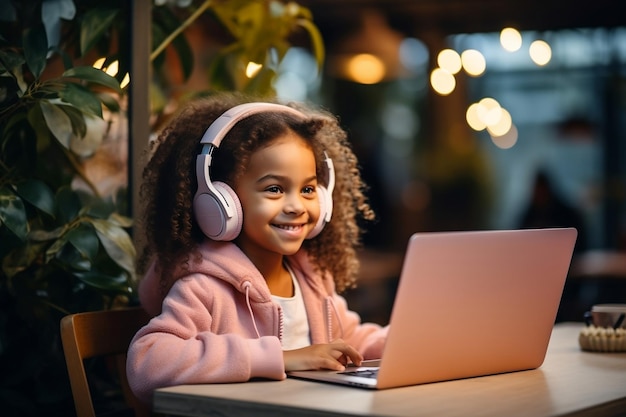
[{"x1": 271, "y1": 264, "x2": 311, "y2": 350}]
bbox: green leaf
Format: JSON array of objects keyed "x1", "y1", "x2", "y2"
[
  {"x1": 73, "y1": 270, "x2": 131, "y2": 293},
  {"x1": 13, "y1": 179, "x2": 56, "y2": 217},
  {"x1": 40, "y1": 100, "x2": 73, "y2": 149},
  {"x1": 0, "y1": 50, "x2": 26, "y2": 76},
  {"x1": 53, "y1": 238, "x2": 92, "y2": 271},
  {"x1": 75, "y1": 190, "x2": 114, "y2": 218},
  {"x1": 108, "y1": 212, "x2": 133, "y2": 228},
  {"x1": 48, "y1": 231, "x2": 70, "y2": 255},
  {"x1": 63, "y1": 66, "x2": 122, "y2": 93},
  {"x1": 80, "y1": 8, "x2": 120, "y2": 56},
  {"x1": 97, "y1": 92, "x2": 120, "y2": 112},
  {"x1": 22, "y1": 23, "x2": 48, "y2": 79},
  {"x1": 171, "y1": 29, "x2": 194, "y2": 82},
  {"x1": 207, "y1": 53, "x2": 237, "y2": 91},
  {"x1": 48, "y1": 46, "x2": 74, "y2": 71},
  {"x1": 151, "y1": 5, "x2": 194, "y2": 79},
  {"x1": 150, "y1": 20, "x2": 168, "y2": 68},
  {"x1": 56, "y1": 187, "x2": 81, "y2": 224},
  {"x1": 59, "y1": 82, "x2": 103, "y2": 118},
  {"x1": 67, "y1": 223, "x2": 99, "y2": 263},
  {"x1": 1, "y1": 242, "x2": 45, "y2": 278},
  {"x1": 59, "y1": 104, "x2": 87, "y2": 138},
  {"x1": 27, "y1": 104, "x2": 53, "y2": 150},
  {"x1": 91, "y1": 218, "x2": 136, "y2": 274},
  {"x1": 0, "y1": 186, "x2": 28, "y2": 241}
]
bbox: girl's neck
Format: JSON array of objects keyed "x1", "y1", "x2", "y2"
[{"x1": 244, "y1": 250, "x2": 293, "y2": 297}]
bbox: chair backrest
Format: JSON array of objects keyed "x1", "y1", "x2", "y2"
[{"x1": 61, "y1": 307, "x2": 152, "y2": 417}]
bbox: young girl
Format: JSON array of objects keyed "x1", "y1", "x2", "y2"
[{"x1": 126, "y1": 92, "x2": 387, "y2": 404}]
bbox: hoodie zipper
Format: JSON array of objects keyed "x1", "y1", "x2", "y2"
[{"x1": 324, "y1": 296, "x2": 344, "y2": 342}]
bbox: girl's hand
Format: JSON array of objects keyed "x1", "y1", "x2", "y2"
[{"x1": 283, "y1": 339, "x2": 363, "y2": 372}]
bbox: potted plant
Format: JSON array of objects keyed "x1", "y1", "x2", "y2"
[{"x1": 0, "y1": 1, "x2": 323, "y2": 415}]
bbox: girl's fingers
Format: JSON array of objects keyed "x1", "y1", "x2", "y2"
[{"x1": 329, "y1": 339, "x2": 363, "y2": 366}]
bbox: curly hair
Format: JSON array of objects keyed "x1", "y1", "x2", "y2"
[{"x1": 138, "y1": 92, "x2": 375, "y2": 294}]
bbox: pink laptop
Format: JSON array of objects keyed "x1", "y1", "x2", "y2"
[{"x1": 288, "y1": 227, "x2": 578, "y2": 389}]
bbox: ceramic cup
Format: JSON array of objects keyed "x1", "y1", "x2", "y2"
[{"x1": 584, "y1": 304, "x2": 626, "y2": 329}]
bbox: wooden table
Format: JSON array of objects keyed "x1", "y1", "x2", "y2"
[{"x1": 153, "y1": 323, "x2": 626, "y2": 417}]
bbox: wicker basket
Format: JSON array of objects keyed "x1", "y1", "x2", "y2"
[{"x1": 579, "y1": 325, "x2": 626, "y2": 352}]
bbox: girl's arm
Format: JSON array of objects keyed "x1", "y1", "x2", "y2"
[{"x1": 126, "y1": 275, "x2": 286, "y2": 404}]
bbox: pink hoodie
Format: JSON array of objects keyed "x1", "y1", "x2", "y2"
[{"x1": 126, "y1": 240, "x2": 387, "y2": 404}]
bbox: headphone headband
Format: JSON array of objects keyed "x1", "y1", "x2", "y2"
[{"x1": 200, "y1": 102, "x2": 306, "y2": 147}]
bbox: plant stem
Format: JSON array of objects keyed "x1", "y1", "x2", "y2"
[
  {"x1": 150, "y1": 0, "x2": 214, "y2": 62},
  {"x1": 40, "y1": 298, "x2": 71, "y2": 316}
]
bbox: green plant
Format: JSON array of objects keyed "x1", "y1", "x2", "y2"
[
  {"x1": 149, "y1": 0, "x2": 325, "y2": 111},
  {"x1": 0, "y1": 1, "x2": 135, "y2": 415},
  {"x1": 0, "y1": 1, "x2": 323, "y2": 415}
]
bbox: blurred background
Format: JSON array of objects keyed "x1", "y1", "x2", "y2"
[
  {"x1": 268, "y1": 0, "x2": 626, "y2": 324},
  {"x1": 282, "y1": 0, "x2": 625, "y2": 250}
]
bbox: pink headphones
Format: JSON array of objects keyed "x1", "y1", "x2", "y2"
[{"x1": 193, "y1": 102, "x2": 335, "y2": 241}]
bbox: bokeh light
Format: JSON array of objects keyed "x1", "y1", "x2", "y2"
[
  {"x1": 437, "y1": 49, "x2": 462, "y2": 74},
  {"x1": 476, "y1": 97, "x2": 502, "y2": 126},
  {"x1": 486, "y1": 108, "x2": 512, "y2": 137},
  {"x1": 466, "y1": 97, "x2": 516, "y2": 148},
  {"x1": 430, "y1": 68, "x2": 456, "y2": 95},
  {"x1": 461, "y1": 49, "x2": 486, "y2": 76},
  {"x1": 466, "y1": 102, "x2": 487, "y2": 131},
  {"x1": 500, "y1": 28, "x2": 522, "y2": 52},
  {"x1": 529, "y1": 40, "x2": 552, "y2": 66},
  {"x1": 346, "y1": 54, "x2": 386, "y2": 84},
  {"x1": 245, "y1": 62, "x2": 263, "y2": 78},
  {"x1": 491, "y1": 124, "x2": 519, "y2": 149}
]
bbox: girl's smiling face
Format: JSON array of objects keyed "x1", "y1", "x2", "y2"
[{"x1": 234, "y1": 132, "x2": 320, "y2": 262}]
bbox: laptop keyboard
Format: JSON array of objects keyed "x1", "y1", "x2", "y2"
[{"x1": 340, "y1": 368, "x2": 379, "y2": 379}]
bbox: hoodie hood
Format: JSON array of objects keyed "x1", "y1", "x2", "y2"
[
  {"x1": 139, "y1": 239, "x2": 329, "y2": 316},
  {"x1": 192, "y1": 240, "x2": 271, "y2": 301}
]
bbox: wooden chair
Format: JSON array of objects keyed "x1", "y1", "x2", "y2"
[{"x1": 61, "y1": 307, "x2": 153, "y2": 417}]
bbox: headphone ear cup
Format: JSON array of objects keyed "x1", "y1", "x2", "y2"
[
  {"x1": 194, "y1": 181, "x2": 243, "y2": 241},
  {"x1": 306, "y1": 185, "x2": 330, "y2": 239}
]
